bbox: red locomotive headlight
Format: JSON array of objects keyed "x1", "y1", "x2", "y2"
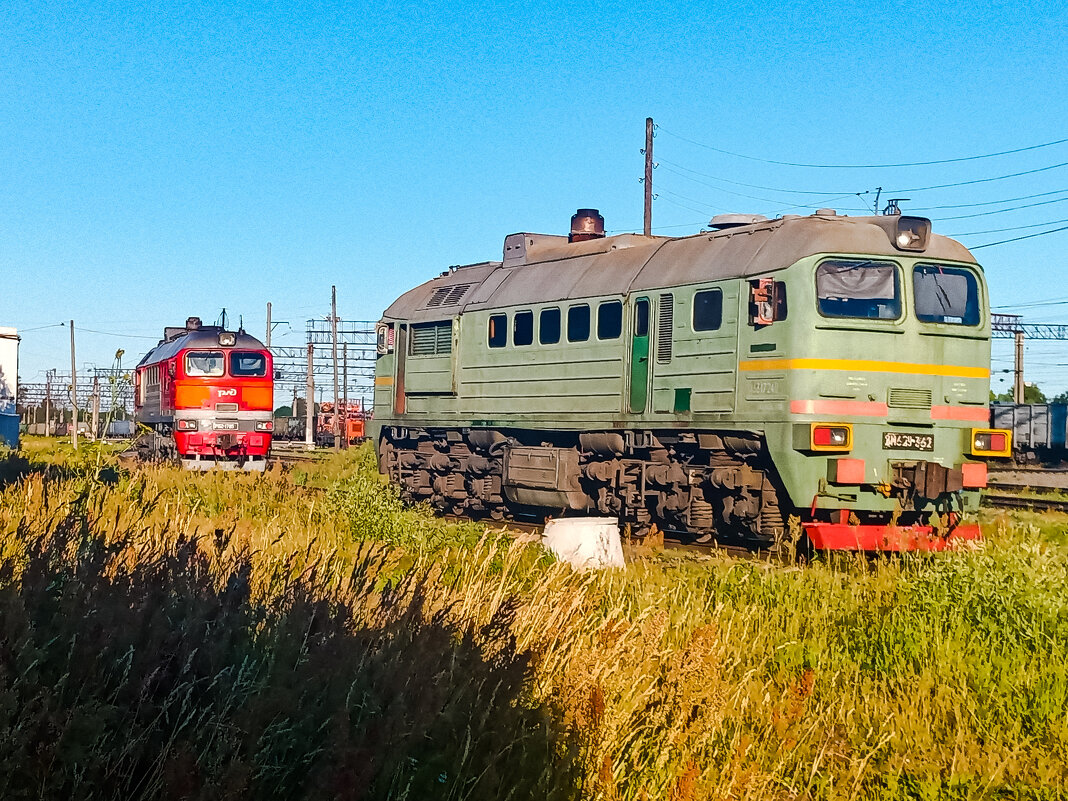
[
  {"x1": 971, "y1": 428, "x2": 1011, "y2": 457},
  {"x1": 811, "y1": 424, "x2": 852, "y2": 451},
  {"x1": 256, "y1": 421, "x2": 274, "y2": 432},
  {"x1": 176, "y1": 419, "x2": 198, "y2": 431}
]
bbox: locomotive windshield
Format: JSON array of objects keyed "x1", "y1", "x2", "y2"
[
  {"x1": 230, "y1": 352, "x2": 267, "y2": 376},
  {"x1": 816, "y1": 259, "x2": 900, "y2": 320},
  {"x1": 913, "y1": 264, "x2": 980, "y2": 326},
  {"x1": 185, "y1": 350, "x2": 225, "y2": 376}
]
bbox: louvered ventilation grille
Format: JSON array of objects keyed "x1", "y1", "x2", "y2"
[
  {"x1": 426, "y1": 283, "x2": 473, "y2": 308},
  {"x1": 657, "y1": 294, "x2": 674, "y2": 363},
  {"x1": 410, "y1": 321, "x2": 452, "y2": 355},
  {"x1": 215, "y1": 403, "x2": 238, "y2": 412},
  {"x1": 888, "y1": 388, "x2": 932, "y2": 409}
]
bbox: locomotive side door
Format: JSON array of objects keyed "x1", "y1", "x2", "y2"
[{"x1": 629, "y1": 297, "x2": 650, "y2": 413}]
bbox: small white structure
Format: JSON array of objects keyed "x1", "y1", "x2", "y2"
[
  {"x1": 542, "y1": 517, "x2": 625, "y2": 570},
  {"x1": 0, "y1": 327, "x2": 19, "y2": 448}
]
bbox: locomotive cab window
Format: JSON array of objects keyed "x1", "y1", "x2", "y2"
[
  {"x1": 913, "y1": 264, "x2": 980, "y2": 326},
  {"x1": 567, "y1": 305, "x2": 590, "y2": 342},
  {"x1": 539, "y1": 308, "x2": 561, "y2": 344},
  {"x1": 185, "y1": 351, "x2": 225, "y2": 377},
  {"x1": 597, "y1": 301, "x2": 623, "y2": 340},
  {"x1": 230, "y1": 352, "x2": 267, "y2": 377},
  {"x1": 693, "y1": 289, "x2": 723, "y2": 331},
  {"x1": 513, "y1": 311, "x2": 534, "y2": 346},
  {"x1": 816, "y1": 259, "x2": 900, "y2": 320},
  {"x1": 488, "y1": 314, "x2": 507, "y2": 348}
]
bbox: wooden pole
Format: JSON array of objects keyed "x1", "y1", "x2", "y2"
[
  {"x1": 305, "y1": 342, "x2": 315, "y2": 450},
  {"x1": 643, "y1": 117, "x2": 654, "y2": 237},
  {"x1": 91, "y1": 374, "x2": 100, "y2": 440},
  {"x1": 1014, "y1": 330, "x2": 1025, "y2": 403},
  {"x1": 342, "y1": 343, "x2": 348, "y2": 449},
  {"x1": 331, "y1": 286, "x2": 340, "y2": 450},
  {"x1": 44, "y1": 371, "x2": 51, "y2": 436},
  {"x1": 69, "y1": 321, "x2": 78, "y2": 449}
]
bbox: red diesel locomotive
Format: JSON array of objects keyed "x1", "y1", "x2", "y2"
[{"x1": 134, "y1": 317, "x2": 274, "y2": 470}]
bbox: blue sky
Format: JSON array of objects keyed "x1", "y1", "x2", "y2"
[{"x1": 2, "y1": 0, "x2": 1066, "y2": 394}]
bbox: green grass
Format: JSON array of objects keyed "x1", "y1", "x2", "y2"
[{"x1": 0, "y1": 440, "x2": 1066, "y2": 799}]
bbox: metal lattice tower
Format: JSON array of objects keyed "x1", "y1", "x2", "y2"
[{"x1": 270, "y1": 319, "x2": 377, "y2": 410}]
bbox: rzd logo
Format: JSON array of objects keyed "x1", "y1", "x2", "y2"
[{"x1": 217, "y1": 388, "x2": 238, "y2": 397}]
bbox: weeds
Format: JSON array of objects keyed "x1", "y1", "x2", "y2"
[{"x1": 0, "y1": 442, "x2": 1065, "y2": 799}]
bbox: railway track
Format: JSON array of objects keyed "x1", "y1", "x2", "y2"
[
  {"x1": 988, "y1": 467, "x2": 1068, "y2": 491},
  {"x1": 982, "y1": 492, "x2": 1068, "y2": 513}
]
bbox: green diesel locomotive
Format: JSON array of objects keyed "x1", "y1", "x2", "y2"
[{"x1": 370, "y1": 208, "x2": 1010, "y2": 550}]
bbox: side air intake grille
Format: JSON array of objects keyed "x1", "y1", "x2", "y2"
[
  {"x1": 426, "y1": 283, "x2": 474, "y2": 308},
  {"x1": 410, "y1": 321, "x2": 453, "y2": 355},
  {"x1": 657, "y1": 293, "x2": 674, "y2": 363},
  {"x1": 888, "y1": 388, "x2": 932, "y2": 409}
]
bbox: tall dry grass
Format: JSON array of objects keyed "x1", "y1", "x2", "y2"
[{"x1": 0, "y1": 440, "x2": 1065, "y2": 799}]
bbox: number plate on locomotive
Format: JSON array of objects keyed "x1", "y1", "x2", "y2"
[
  {"x1": 214, "y1": 422, "x2": 239, "y2": 431},
  {"x1": 882, "y1": 431, "x2": 934, "y2": 451}
]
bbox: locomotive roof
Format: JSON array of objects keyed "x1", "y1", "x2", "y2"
[
  {"x1": 136, "y1": 327, "x2": 267, "y2": 368},
  {"x1": 382, "y1": 213, "x2": 978, "y2": 323}
]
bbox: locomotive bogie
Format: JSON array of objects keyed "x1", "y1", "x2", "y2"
[{"x1": 372, "y1": 212, "x2": 1006, "y2": 549}]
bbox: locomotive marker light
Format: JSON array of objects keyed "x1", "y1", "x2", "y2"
[
  {"x1": 176, "y1": 419, "x2": 197, "y2": 431},
  {"x1": 970, "y1": 428, "x2": 1012, "y2": 458},
  {"x1": 810, "y1": 423, "x2": 852, "y2": 452},
  {"x1": 219, "y1": 332, "x2": 237, "y2": 346}
]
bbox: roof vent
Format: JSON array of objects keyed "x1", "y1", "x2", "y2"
[
  {"x1": 708, "y1": 213, "x2": 768, "y2": 230},
  {"x1": 569, "y1": 208, "x2": 605, "y2": 242},
  {"x1": 815, "y1": 208, "x2": 837, "y2": 217}
]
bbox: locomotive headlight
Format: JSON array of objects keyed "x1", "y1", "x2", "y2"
[
  {"x1": 893, "y1": 216, "x2": 931, "y2": 251},
  {"x1": 970, "y1": 428, "x2": 1011, "y2": 457},
  {"x1": 176, "y1": 419, "x2": 198, "y2": 431},
  {"x1": 810, "y1": 423, "x2": 853, "y2": 452},
  {"x1": 219, "y1": 332, "x2": 237, "y2": 346},
  {"x1": 256, "y1": 421, "x2": 274, "y2": 432}
]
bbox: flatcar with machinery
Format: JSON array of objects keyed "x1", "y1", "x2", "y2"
[
  {"x1": 134, "y1": 317, "x2": 274, "y2": 470},
  {"x1": 371, "y1": 208, "x2": 1011, "y2": 550}
]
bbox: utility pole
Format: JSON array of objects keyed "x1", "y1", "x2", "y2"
[
  {"x1": 69, "y1": 321, "x2": 78, "y2": 449},
  {"x1": 291, "y1": 385, "x2": 298, "y2": 438},
  {"x1": 305, "y1": 342, "x2": 315, "y2": 450},
  {"x1": 45, "y1": 370, "x2": 52, "y2": 436},
  {"x1": 331, "y1": 286, "x2": 340, "y2": 451},
  {"x1": 1014, "y1": 330, "x2": 1025, "y2": 403},
  {"x1": 643, "y1": 117, "x2": 654, "y2": 237},
  {"x1": 266, "y1": 302, "x2": 272, "y2": 348},
  {"x1": 342, "y1": 343, "x2": 348, "y2": 449},
  {"x1": 91, "y1": 374, "x2": 100, "y2": 440}
]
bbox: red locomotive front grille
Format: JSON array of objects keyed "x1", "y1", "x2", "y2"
[
  {"x1": 803, "y1": 522, "x2": 981, "y2": 551},
  {"x1": 175, "y1": 430, "x2": 272, "y2": 457}
]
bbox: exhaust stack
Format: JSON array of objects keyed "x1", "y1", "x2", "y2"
[{"x1": 569, "y1": 208, "x2": 605, "y2": 243}]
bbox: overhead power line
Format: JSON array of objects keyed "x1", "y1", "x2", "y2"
[
  {"x1": 937, "y1": 197, "x2": 1068, "y2": 221},
  {"x1": 947, "y1": 217, "x2": 1068, "y2": 237},
  {"x1": 969, "y1": 224, "x2": 1068, "y2": 250},
  {"x1": 913, "y1": 189, "x2": 1068, "y2": 211},
  {"x1": 657, "y1": 157, "x2": 850, "y2": 196},
  {"x1": 887, "y1": 162, "x2": 1068, "y2": 194},
  {"x1": 655, "y1": 125, "x2": 1068, "y2": 169}
]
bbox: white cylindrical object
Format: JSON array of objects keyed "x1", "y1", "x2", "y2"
[{"x1": 542, "y1": 517, "x2": 624, "y2": 570}]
